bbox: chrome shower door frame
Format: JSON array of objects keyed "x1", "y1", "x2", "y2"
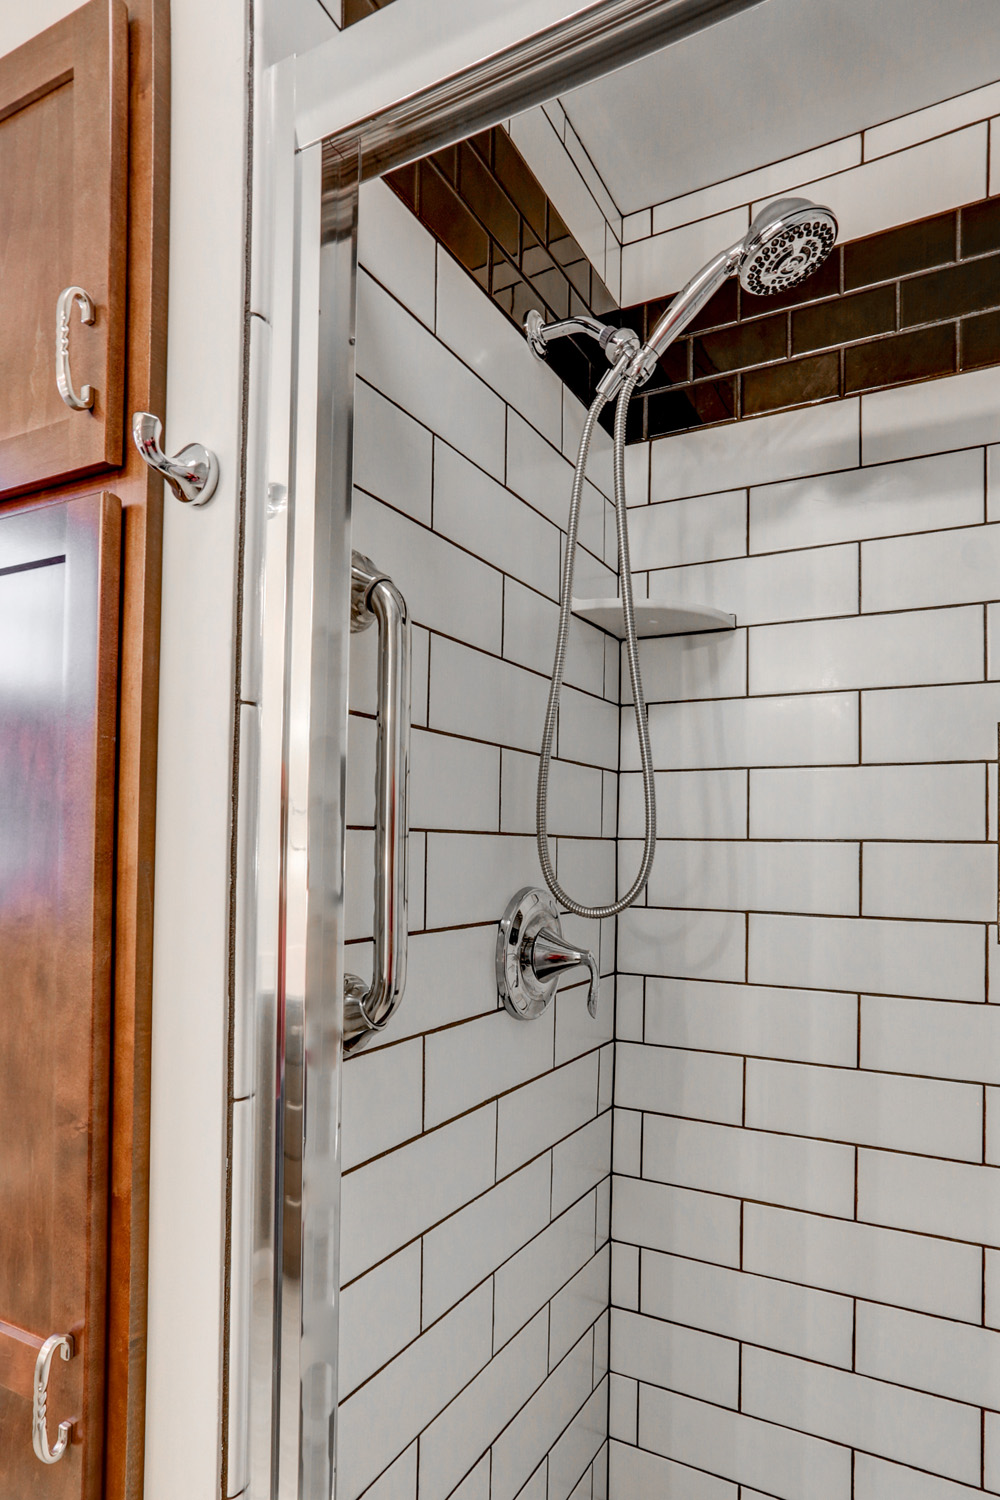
[{"x1": 238, "y1": 2, "x2": 769, "y2": 1497}]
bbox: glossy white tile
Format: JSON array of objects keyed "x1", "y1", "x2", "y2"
[
  {"x1": 352, "y1": 490, "x2": 503, "y2": 655},
  {"x1": 435, "y1": 248, "x2": 562, "y2": 448},
  {"x1": 496, "y1": 1053, "x2": 599, "y2": 1179},
  {"x1": 552, "y1": 1113, "x2": 612, "y2": 1218},
  {"x1": 608, "y1": 1439, "x2": 737, "y2": 1500},
  {"x1": 858, "y1": 1149, "x2": 1000, "y2": 1246},
  {"x1": 623, "y1": 627, "x2": 747, "y2": 705},
  {"x1": 864, "y1": 522, "x2": 1000, "y2": 613},
  {"x1": 434, "y1": 440, "x2": 562, "y2": 601},
  {"x1": 494, "y1": 1195, "x2": 597, "y2": 1352},
  {"x1": 854, "y1": 1453, "x2": 985, "y2": 1500},
  {"x1": 339, "y1": 1243, "x2": 422, "y2": 1398},
  {"x1": 862, "y1": 842, "x2": 996, "y2": 921},
  {"x1": 865, "y1": 80, "x2": 1000, "y2": 158},
  {"x1": 653, "y1": 136, "x2": 861, "y2": 234},
  {"x1": 340, "y1": 1039, "x2": 423, "y2": 1170},
  {"x1": 358, "y1": 178, "x2": 437, "y2": 331},
  {"x1": 750, "y1": 448, "x2": 985, "y2": 554},
  {"x1": 742, "y1": 1344, "x2": 980, "y2": 1485},
  {"x1": 641, "y1": 1250, "x2": 854, "y2": 1367},
  {"x1": 357, "y1": 270, "x2": 505, "y2": 479},
  {"x1": 862, "y1": 994, "x2": 1000, "y2": 1083},
  {"x1": 743, "y1": 1202, "x2": 982, "y2": 1322},
  {"x1": 638, "y1": 1385, "x2": 851, "y2": 1499},
  {"x1": 642, "y1": 1114, "x2": 855, "y2": 1216},
  {"x1": 644, "y1": 976, "x2": 859, "y2": 1065},
  {"x1": 612, "y1": 1175, "x2": 741, "y2": 1265},
  {"x1": 614, "y1": 1041, "x2": 743, "y2": 1123},
  {"x1": 621, "y1": 207, "x2": 750, "y2": 304},
  {"x1": 619, "y1": 769, "x2": 749, "y2": 838},
  {"x1": 750, "y1": 765, "x2": 985, "y2": 840},
  {"x1": 339, "y1": 1105, "x2": 495, "y2": 1284},
  {"x1": 862, "y1": 682, "x2": 1000, "y2": 762},
  {"x1": 625, "y1": 489, "x2": 747, "y2": 570},
  {"x1": 610, "y1": 1306, "x2": 739, "y2": 1406},
  {"x1": 337, "y1": 1287, "x2": 491, "y2": 1500},
  {"x1": 640, "y1": 692, "x2": 858, "y2": 771},
  {"x1": 422, "y1": 1156, "x2": 550, "y2": 1326},
  {"x1": 857, "y1": 1299, "x2": 1000, "y2": 1409},
  {"x1": 862, "y1": 364, "x2": 1000, "y2": 465},
  {"x1": 745, "y1": 1058, "x2": 983, "y2": 1159},
  {"x1": 550, "y1": 1247, "x2": 609, "y2": 1368},
  {"x1": 618, "y1": 906, "x2": 747, "y2": 982},
  {"x1": 424, "y1": 1005, "x2": 554, "y2": 1128},
  {"x1": 645, "y1": 838, "x2": 859, "y2": 916},
  {"x1": 354, "y1": 378, "x2": 433, "y2": 525},
  {"x1": 417, "y1": 1311, "x2": 548, "y2": 1500},
  {"x1": 750, "y1": 606, "x2": 983, "y2": 695},
  {"x1": 649, "y1": 543, "x2": 858, "y2": 628},
  {"x1": 648, "y1": 397, "x2": 859, "y2": 503},
  {"x1": 748, "y1": 911, "x2": 985, "y2": 1003},
  {"x1": 424, "y1": 830, "x2": 545, "y2": 928},
  {"x1": 767, "y1": 123, "x2": 988, "y2": 243}
]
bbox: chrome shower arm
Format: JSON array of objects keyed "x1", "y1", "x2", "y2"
[
  {"x1": 631, "y1": 239, "x2": 743, "y2": 384},
  {"x1": 525, "y1": 308, "x2": 640, "y2": 366}
]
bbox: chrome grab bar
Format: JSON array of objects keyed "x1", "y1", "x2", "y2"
[{"x1": 345, "y1": 551, "x2": 410, "y2": 1054}]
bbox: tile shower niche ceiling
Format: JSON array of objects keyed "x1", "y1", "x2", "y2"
[{"x1": 386, "y1": 129, "x2": 1000, "y2": 446}]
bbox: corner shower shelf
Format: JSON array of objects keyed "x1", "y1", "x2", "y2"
[{"x1": 571, "y1": 597, "x2": 737, "y2": 639}]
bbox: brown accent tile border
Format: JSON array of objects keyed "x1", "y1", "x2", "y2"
[{"x1": 376, "y1": 115, "x2": 1000, "y2": 446}]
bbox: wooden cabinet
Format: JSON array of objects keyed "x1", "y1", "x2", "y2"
[
  {"x1": 0, "y1": 1, "x2": 170, "y2": 1495},
  {"x1": 0, "y1": 491, "x2": 121, "y2": 1499},
  {"x1": 0, "y1": 0, "x2": 129, "y2": 500}
]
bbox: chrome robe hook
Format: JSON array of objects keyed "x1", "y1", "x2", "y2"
[{"x1": 132, "y1": 411, "x2": 219, "y2": 505}]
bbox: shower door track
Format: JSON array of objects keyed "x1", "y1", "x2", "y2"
[{"x1": 236, "y1": 1, "x2": 768, "y2": 1497}]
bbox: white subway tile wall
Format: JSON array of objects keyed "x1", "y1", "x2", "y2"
[
  {"x1": 345, "y1": 80, "x2": 1000, "y2": 1500},
  {"x1": 342, "y1": 179, "x2": 614, "y2": 1500},
  {"x1": 611, "y1": 84, "x2": 1000, "y2": 1497}
]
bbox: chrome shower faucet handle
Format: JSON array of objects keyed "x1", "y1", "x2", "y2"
[{"x1": 497, "y1": 887, "x2": 598, "y2": 1020}]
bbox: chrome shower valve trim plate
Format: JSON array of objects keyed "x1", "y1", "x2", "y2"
[{"x1": 497, "y1": 887, "x2": 599, "y2": 1020}]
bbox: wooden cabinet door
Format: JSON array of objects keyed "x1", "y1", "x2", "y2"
[
  {"x1": 0, "y1": 1, "x2": 128, "y2": 501},
  {"x1": 0, "y1": 491, "x2": 121, "y2": 1499}
]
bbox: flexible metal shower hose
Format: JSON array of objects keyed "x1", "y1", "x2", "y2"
[{"x1": 536, "y1": 368, "x2": 656, "y2": 918}]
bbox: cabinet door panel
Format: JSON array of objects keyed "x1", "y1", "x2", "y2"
[
  {"x1": 0, "y1": 0, "x2": 128, "y2": 499},
  {"x1": 0, "y1": 491, "x2": 121, "y2": 1499}
]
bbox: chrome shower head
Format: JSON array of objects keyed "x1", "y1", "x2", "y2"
[
  {"x1": 737, "y1": 197, "x2": 838, "y2": 296},
  {"x1": 631, "y1": 195, "x2": 838, "y2": 383}
]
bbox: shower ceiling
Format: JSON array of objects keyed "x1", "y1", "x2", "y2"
[{"x1": 555, "y1": 0, "x2": 1000, "y2": 215}]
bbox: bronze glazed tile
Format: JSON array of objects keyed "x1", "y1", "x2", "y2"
[
  {"x1": 901, "y1": 253, "x2": 1000, "y2": 326},
  {"x1": 646, "y1": 381, "x2": 735, "y2": 438},
  {"x1": 458, "y1": 143, "x2": 519, "y2": 257},
  {"x1": 792, "y1": 285, "x2": 895, "y2": 354},
  {"x1": 845, "y1": 323, "x2": 955, "y2": 392},
  {"x1": 961, "y1": 196, "x2": 1000, "y2": 259},
  {"x1": 694, "y1": 314, "x2": 786, "y2": 375},
  {"x1": 494, "y1": 131, "x2": 547, "y2": 241},
  {"x1": 743, "y1": 351, "x2": 839, "y2": 415},
  {"x1": 961, "y1": 309, "x2": 1000, "y2": 370},
  {"x1": 844, "y1": 212, "x2": 956, "y2": 289},
  {"x1": 418, "y1": 162, "x2": 489, "y2": 275}
]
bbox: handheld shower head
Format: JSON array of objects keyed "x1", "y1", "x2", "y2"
[
  {"x1": 738, "y1": 197, "x2": 838, "y2": 296},
  {"x1": 630, "y1": 196, "x2": 838, "y2": 383}
]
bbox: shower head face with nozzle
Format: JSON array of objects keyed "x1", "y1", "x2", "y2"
[{"x1": 738, "y1": 197, "x2": 838, "y2": 297}]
